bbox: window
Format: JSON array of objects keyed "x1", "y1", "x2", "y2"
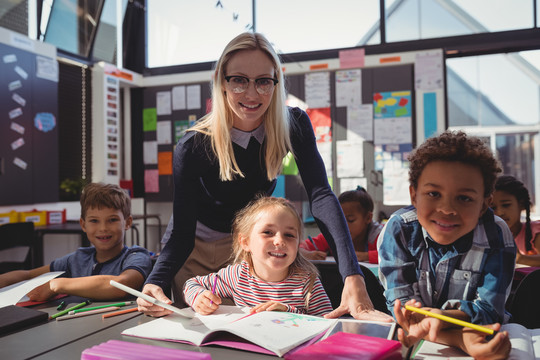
[
  {"x1": 43, "y1": 0, "x2": 105, "y2": 58},
  {"x1": 146, "y1": 0, "x2": 252, "y2": 68},
  {"x1": 146, "y1": 0, "x2": 379, "y2": 68},
  {"x1": 448, "y1": 50, "x2": 540, "y2": 210},
  {"x1": 385, "y1": 0, "x2": 534, "y2": 42}
]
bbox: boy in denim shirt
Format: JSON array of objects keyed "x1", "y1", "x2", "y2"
[{"x1": 378, "y1": 131, "x2": 515, "y2": 358}]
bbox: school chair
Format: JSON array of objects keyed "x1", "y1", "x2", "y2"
[
  {"x1": 506, "y1": 267, "x2": 540, "y2": 329},
  {"x1": 0, "y1": 222, "x2": 35, "y2": 273},
  {"x1": 314, "y1": 262, "x2": 390, "y2": 314}
]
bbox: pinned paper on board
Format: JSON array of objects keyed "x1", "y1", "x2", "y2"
[
  {"x1": 157, "y1": 121, "x2": 172, "y2": 144},
  {"x1": 34, "y1": 112, "x2": 56, "y2": 132},
  {"x1": 156, "y1": 91, "x2": 172, "y2": 115},
  {"x1": 36, "y1": 55, "x2": 59, "y2": 82},
  {"x1": 3, "y1": 54, "x2": 16, "y2": 63},
  {"x1": 144, "y1": 169, "x2": 159, "y2": 193},
  {"x1": 143, "y1": 108, "x2": 157, "y2": 132},
  {"x1": 143, "y1": 141, "x2": 158, "y2": 165},
  {"x1": 158, "y1": 152, "x2": 173, "y2": 175}
]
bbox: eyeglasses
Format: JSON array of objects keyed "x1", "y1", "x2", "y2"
[{"x1": 224, "y1": 75, "x2": 278, "y2": 95}]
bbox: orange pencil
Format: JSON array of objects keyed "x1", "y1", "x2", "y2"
[{"x1": 102, "y1": 306, "x2": 139, "y2": 319}]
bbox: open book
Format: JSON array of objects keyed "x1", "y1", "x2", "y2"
[
  {"x1": 121, "y1": 305, "x2": 335, "y2": 357},
  {"x1": 413, "y1": 323, "x2": 540, "y2": 360}
]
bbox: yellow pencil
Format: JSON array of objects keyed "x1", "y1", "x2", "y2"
[{"x1": 404, "y1": 305, "x2": 496, "y2": 335}]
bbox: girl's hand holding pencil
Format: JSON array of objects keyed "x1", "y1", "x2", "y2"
[{"x1": 192, "y1": 274, "x2": 221, "y2": 315}]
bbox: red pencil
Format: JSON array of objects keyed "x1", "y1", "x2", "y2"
[{"x1": 102, "y1": 306, "x2": 139, "y2": 319}]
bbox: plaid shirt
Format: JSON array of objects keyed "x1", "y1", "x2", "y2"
[{"x1": 378, "y1": 206, "x2": 516, "y2": 324}]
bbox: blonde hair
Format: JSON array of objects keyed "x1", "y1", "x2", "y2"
[
  {"x1": 231, "y1": 196, "x2": 319, "y2": 309},
  {"x1": 188, "y1": 32, "x2": 292, "y2": 181}
]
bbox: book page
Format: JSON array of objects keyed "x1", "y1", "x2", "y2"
[
  {"x1": 213, "y1": 311, "x2": 335, "y2": 357},
  {"x1": 0, "y1": 271, "x2": 64, "y2": 307},
  {"x1": 413, "y1": 340, "x2": 473, "y2": 359},
  {"x1": 122, "y1": 307, "x2": 335, "y2": 357},
  {"x1": 121, "y1": 305, "x2": 248, "y2": 345},
  {"x1": 503, "y1": 323, "x2": 539, "y2": 360},
  {"x1": 414, "y1": 325, "x2": 540, "y2": 360}
]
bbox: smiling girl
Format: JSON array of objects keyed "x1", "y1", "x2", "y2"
[{"x1": 183, "y1": 196, "x2": 332, "y2": 316}]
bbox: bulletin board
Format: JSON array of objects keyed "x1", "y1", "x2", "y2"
[
  {"x1": 0, "y1": 41, "x2": 59, "y2": 206},
  {"x1": 141, "y1": 82, "x2": 211, "y2": 202},
  {"x1": 138, "y1": 63, "x2": 415, "y2": 206}
]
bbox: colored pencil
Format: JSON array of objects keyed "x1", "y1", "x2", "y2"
[{"x1": 102, "y1": 306, "x2": 139, "y2": 319}]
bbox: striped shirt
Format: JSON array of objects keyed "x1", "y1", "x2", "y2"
[{"x1": 183, "y1": 261, "x2": 333, "y2": 316}]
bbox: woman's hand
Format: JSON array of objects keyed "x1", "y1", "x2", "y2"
[
  {"x1": 324, "y1": 274, "x2": 394, "y2": 322},
  {"x1": 251, "y1": 301, "x2": 287, "y2": 313},
  {"x1": 192, "y1": 290, "x2": 221, "y2": 315},
  {"x1": 136, "y1": 283, "x2": 173, "y2": 317}
]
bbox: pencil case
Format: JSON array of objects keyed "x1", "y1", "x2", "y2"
[{"x1": 80, "y1": 339, "x2": 212, "y2": 359}]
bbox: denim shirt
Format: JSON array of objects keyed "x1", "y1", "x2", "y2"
[{"x1": 378, "y1": 206, "x2": 516, "y2": 324}]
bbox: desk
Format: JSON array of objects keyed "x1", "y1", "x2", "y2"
[
  {"x1": 1, "y1": 298, "x2": 278, "y2": 360},
  {"x1": 0, "y1": 297, "x2": 140, "y2": 359},
  {"x1": 33, "y1": 222, "x2": 90, "y2": 267}
]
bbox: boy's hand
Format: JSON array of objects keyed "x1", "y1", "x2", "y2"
[
  {"x1": 26, "y1": 281, "x2": 55, "y2": 302},
  {"x1": 394, "y1": 299, "x2": 445, "y2": 346},
  {"x1": 137, "y1": 284, "x2": 173, "y2": 317},
  {"x1": 250, "y1": 301, "x2": 287, "y2": 313},
  {"x1": 192, "y1": 290, "x2": 221, "y2": 315},
  {"x1": 462, "y1": 324, "x2": 510, "y2": 360}
]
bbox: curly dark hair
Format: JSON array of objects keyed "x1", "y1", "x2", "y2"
[
  {"x1": 408, "y1": 130, "x2": 501, "y2": 197},
  {"x1": 495, "y1": 175, "x2": 533, "y2": 252}
]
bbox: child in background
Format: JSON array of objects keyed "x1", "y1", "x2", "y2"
[
  {"x1": 0, "y1": 182, "x2": 153, "y2": 301},
  {"x1": 492, "y1": 175, "x2": 540, "y2": 267},
  {"x1": 378, "y1": 130, "x2": 514, "y2": 358},
  {"x1": 183, "y1": 196, "x2": 333, "y2": 316},
  {"x1": 300, "y1": 186, "x2": 383, "y2": 263}
]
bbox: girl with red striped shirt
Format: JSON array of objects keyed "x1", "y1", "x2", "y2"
[{"x1": 183, "y1": 196, "x2": 332, "y2": 316}]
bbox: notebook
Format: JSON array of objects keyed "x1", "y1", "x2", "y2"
[
  {"x1": 0, "y1": 305, "x2": 49, "y2": 335},
  {"x1": 285, "y1": 331, "x2": 403, "y2": 360},
  {"x1": 81, "y1": 340, "x2": 212, "y2": 360},
  {"x1": 121, "y1": 305, "x2": 335, "y2": 357}
]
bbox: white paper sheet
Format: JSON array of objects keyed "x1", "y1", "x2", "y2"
[{"x1": 0, "y1": 271, "x2": 64, "y2": 308}]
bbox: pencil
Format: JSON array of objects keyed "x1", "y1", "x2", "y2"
[
  {"x1": 210, "y1": 274, "x2": 219, "y2": 305},
  {"x1": 404, "y1": 305, "x2": 496, "y2": 335},
  {"x1": 308, "y1": 236, "x2": 320, "y2": 251},
  {"x1": 69, "y1": 301, "x2": 134, "y2": 314},
  {"x1": 102, "y1": 306, "x2": 139, "y2": 319},
  {"x1": 56, "y1": 307, "x2": 120, "y2": 321},
  {"x1": 50, "y1": 300, "x2": 91, "y2": 320}
]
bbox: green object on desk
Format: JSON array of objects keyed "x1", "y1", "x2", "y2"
[
  {"x1": 56, "y1": 301, "x2": 66, "y2": 310},
  {"x1": 50, "y1": 300, "x2": 91, "y2": 319},
  {"x1": 70, "y1": 301, "x2": 134, "y2": 314}
]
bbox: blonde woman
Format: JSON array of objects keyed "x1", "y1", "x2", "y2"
[{"x1": 138, "y1": 32, "x2": 391, "y2": 322}]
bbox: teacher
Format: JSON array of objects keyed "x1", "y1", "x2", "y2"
[{"x1": 138, "y1": 32, "x2": 390, "y2": 321}]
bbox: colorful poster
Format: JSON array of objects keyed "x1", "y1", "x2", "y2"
[{"x1": 373, "y1": 91, "x2": 412, "y2": 145}]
